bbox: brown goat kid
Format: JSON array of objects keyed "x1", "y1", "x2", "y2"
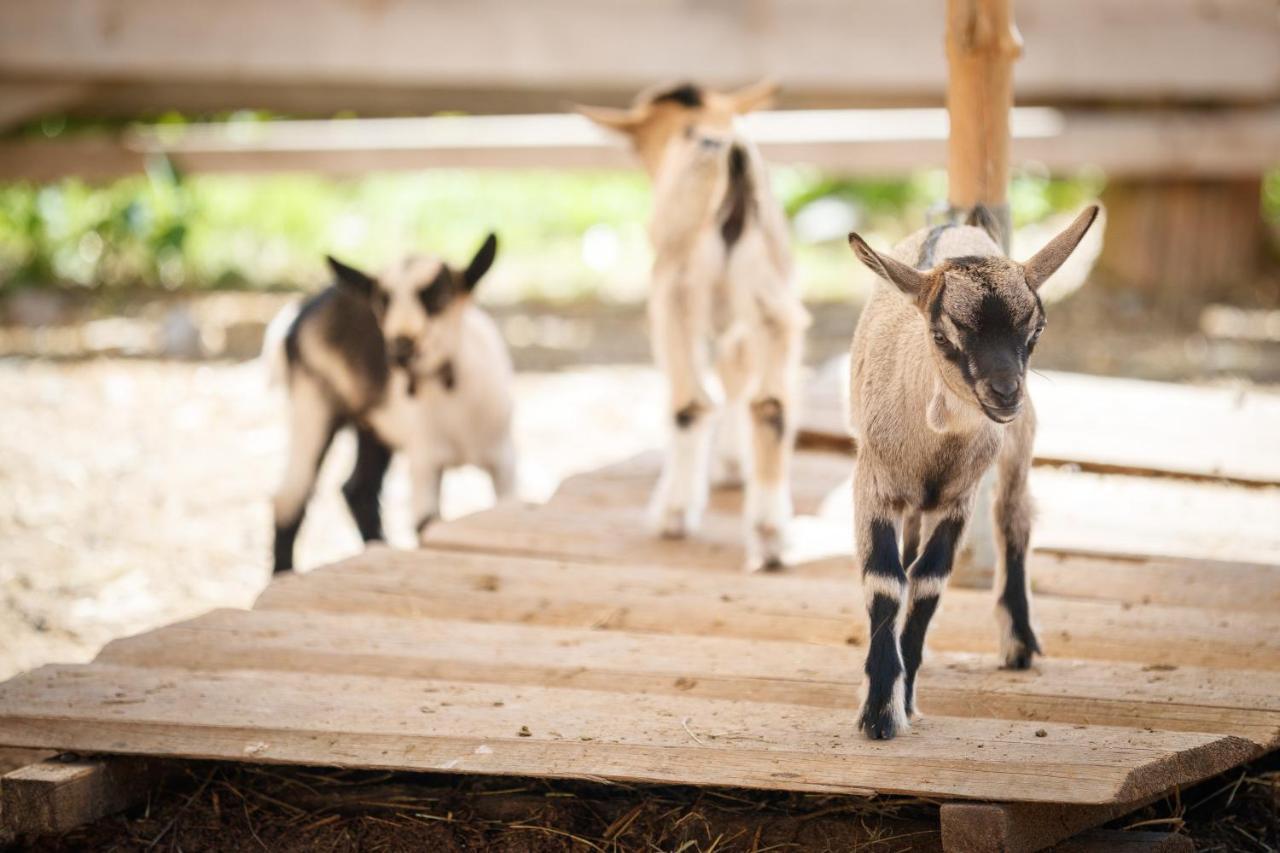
[
  {"x1": 845, "y1": 205, "x2": 1100, "y2": 740},
  {"x1": 578, "y1": 82, "x2": 808, "y2": 571}
]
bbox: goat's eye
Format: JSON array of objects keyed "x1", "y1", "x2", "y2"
[
  {"x1": 932, "y1": 331, "x2": 947, "y2": 346},
  {"x1": 1028, "y1": 327, "x2": 1043, "y2": 347}
]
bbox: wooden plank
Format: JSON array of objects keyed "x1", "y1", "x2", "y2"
[
  {"x1": 0, "y1": 748, "x2": 55, "y2": 776},
  {"x1": 2, "y1": 0, "x2": 1276, "y2": 103},
  {"x1": 96, "y1": 608, "x2": 1280, "y2": 748},
  {"x1": 1, "y1": 756, "x2": 161, "y2": 836},
  {"x1": 258, "y1": 549, "x2": 1280, "y2": 672},
  {"x1": 441, "y1": 468, "x2": 1280, "y2": 571},
  {"x1": 800, "y1": 363, "x2": 1280, "y2": 487},
  {"x1": 3, "y1": 108, "x2": 1279, "y2": 182},
  {"x1": 1029, "y1": 553, "x2": 1280, "y2": 613},
  {"x1": 0, "y1": 662, "x2": 1253, "y2": 805},
  {"x1": 941, "y1": 801, "x2": 1148, "y2": 853}
]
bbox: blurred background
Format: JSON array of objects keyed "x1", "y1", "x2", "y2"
[{"x1": 2, "y1": 1, "x2": 1278, "y2": 678}]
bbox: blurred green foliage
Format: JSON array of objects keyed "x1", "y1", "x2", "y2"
[{"x1": 8, "y1": 129, "x2": 1242, "y2": 302}]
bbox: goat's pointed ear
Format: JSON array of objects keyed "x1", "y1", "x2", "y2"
[
  {"x1": 848, "y1": 233, "x2": 928, "y2": 299},
  {"x1": 327, "y1": 255, "x2": 375, "y2": 298},
  {"x1": 1022, "y1": 205, "x2": 1100, "y2": 291},
  {"x1": 462, "y1": 233, "x2": 498, "y2": 292},
  {"x1": 727, "y1": 78, "x2": 779, "y2": 114},
  {"x1": 574, "y1": 104, "x2": 645, "y2": 134}
]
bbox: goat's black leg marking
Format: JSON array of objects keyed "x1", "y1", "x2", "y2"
[
  {"x1": 272, "y1": 516, "x2": 304, "y2": 574},
  {"x1": 272, "y1": 416, "x2": 341, "y2": 574},
  {"x1": 674, "y1": 401, "x2": 702, "y2": 429},
  {"x1": 999, "y1": 539, "x2": 1041, "y2": 669},
  {"x1": 342, "y1": 426, "x2": 392, "y2": 542},
  {"x1": 900, "y1": 515, "x2": 965, "y2": 716},
  {"x1": 858, "y1": 517, "x2": 908, "y2": 740}
]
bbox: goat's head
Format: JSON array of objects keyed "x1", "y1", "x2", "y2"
[
  {"x1": 575, "y1": 79, "x2": 777, "y2": 177},
  {"x1": 848, "y1": 206, "x2": 1099, "y2": 423},
  {"x1": 327, "y1": 233, "x2": 497, "y2": 375}
]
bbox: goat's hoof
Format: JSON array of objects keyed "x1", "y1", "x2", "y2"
[
  {"x1": 745, "y1": 553, "x2": 786, "y2": 573},
  {"x1": 858, "y1": 700, "x2": 909, "y2": 741},
  {"x1": 656, "y1": 507, "x2": 696, "y2": 539},
  {"x1": 710, "y1": 458, "x2": 745, "y2": 490},
  {"x1": 1000, "y1": 635, "x2": 1042, "y2": 670}
]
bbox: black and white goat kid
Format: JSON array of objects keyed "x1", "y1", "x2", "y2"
[
  {"x1": 845, "y1": 206, "x2": 1099, "y2": 740},
  {"x1": 267, "y1": 234, "x2": 515, "y2": 573}
]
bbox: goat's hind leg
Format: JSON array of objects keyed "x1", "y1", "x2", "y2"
[
  {"x1": 855, "y1": 491, "x2": 910, "y2": 740},
  {"x1": 899, "y1": 507, "x2": 967, "y2": 718},
  {"x1": 342, "y1": 425, "x2": 392, "y2": 543},
  {"x1": 273, "y1": 375, "x2": 341, "y2": 573}
]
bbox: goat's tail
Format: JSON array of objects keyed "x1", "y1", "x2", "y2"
[{"x1": 260, "y1": 300, "x2": 300, "y2": 388}]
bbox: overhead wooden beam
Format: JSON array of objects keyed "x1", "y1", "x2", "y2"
[
  {"x1": 0, "y1": 82, "x2": 89, "y2": 130},
  {"x1": 1, "y1": 108, "x2": 1277, "y2": 183},
  {"x1": 0, "y1": 0, "x2": 1277, "y2": 109}
]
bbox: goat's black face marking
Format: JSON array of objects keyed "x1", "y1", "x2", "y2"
[
  {"x1": 927, "y1": 265, "x2": 1044, "y2": 420},
  {"x1": 651, "y1": 83, "x2": 704, "y2": 109},
  {"x1": 417, "y1": 267, "x2": 457, "y2": 316}
]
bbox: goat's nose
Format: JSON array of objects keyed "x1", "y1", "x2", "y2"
[
  {"x1": 390, "y1": 336, "x2": 415, "y2": 367},
  {"x1": 989, "y1": 375, "x2": 1021, "y2": 403}
]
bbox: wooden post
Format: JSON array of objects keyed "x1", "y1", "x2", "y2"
[
  {"x1": 945, "y1": 0, "x2": 1021, "y2": 586},
  {"x1": 1, "y1": 756, "x2": 163, "y2": 836},
  {"x1": 945, "y1": 0, "x2": 1021, "y2": 250}
]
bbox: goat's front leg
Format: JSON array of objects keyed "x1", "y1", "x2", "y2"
[
  {"x1": 740, "y1": 310, "x2": 800, "y2": 571},
  {"x1": 484, "y1": 437, "x2": 518, "y2": 502},
  {"x1": 855, "y1": 491, "x2": 909, "y2": 740},
  {"x1": 648, "y1": 274, "x2": 717, "y2": 539},
  {"x1": 900, "y1": 506, "x2": 968, "y2": 718},
  {"x1": 994, "y1": 420, "x2": 1041, "y2": 668},
  {"x1": 408, "y1": 446, "x2": 446, "y2": 545}
]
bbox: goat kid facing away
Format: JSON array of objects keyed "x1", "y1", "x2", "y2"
[
  {"x1": 578, "y1": 81, "x2": 809, "y2": 572},
  {"x1": 845, "y1": 205, "x2": 1100, "y2": 740},
  {"x1": 266, "y1": 234, "x2": 515, "y2": 574}
]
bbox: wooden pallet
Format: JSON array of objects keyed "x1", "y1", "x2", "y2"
[
  {"x1": 801, "y1": 360, "x2": 1280, "y2": 486},
  {"x1": 0, "y1": 445, "x2": 1277, "y2": 849}
]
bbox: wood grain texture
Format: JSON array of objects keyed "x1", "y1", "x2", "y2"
[
  {"x1": 1, "y1": 757, "x2": 161, "y2": 835},
  {"x1": 800, "y1": 362, "x2": 1280, "y2": 486},
  {"x1": 97, "y1": 608, "x2": 1280, "y2": 749},
  {"x1": 0, "y1": 663, "x2": 1253, "y2": 805}
]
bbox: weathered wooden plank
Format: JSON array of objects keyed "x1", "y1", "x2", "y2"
[
  {"x1": 4, "y1": 107, "x2": 1279, "y2": 182},
  {"x1": 96, "y1": 608, "x2": 1280, "y2": 748},
  {"x1": 258, "y1": 549, "x2": 1280, "y2": 672},
  {"x1": 801, "y1": 363, "x2": 1280, "y2": 486},
  {"x1": 940, "y1": 801, "x2": 1147, "y2": 853},
  {"x1": 1, "y1": 756, "x2": 161, "y2": 836},
  {"x1": 437, "y1": 468, "x2": 1280, "y2": 573},
  {"x1": 2, "y1": 0, "x2": 1277, "y2": 103},
  {"x1": 0, "y1": 663, "x2": 1254, "y2": 805}
]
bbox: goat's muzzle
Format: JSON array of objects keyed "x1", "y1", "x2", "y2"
[
  {"x1": 978, "y1": 375, "x2": 1023, "y2": 423},
  {"x1": 389, "y1": 336, "x2": 416, "y2": 369}
]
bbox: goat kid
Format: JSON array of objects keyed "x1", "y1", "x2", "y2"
[
  {"x1": 578, "y1": 81, "x2": 809, "y2": 571},
  {"x1": 845, "y1": 205, "x2": 1099, "y2": 739},
  {"x1": 268, "y1": 234, "x2": 515, "y2": 573}
]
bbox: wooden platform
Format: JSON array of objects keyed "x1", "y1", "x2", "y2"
[{"x1": 1, "y1": 373, "x2": 1278, "y2": 847}]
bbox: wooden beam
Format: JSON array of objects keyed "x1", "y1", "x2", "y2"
[
  {"x1": 0, "y1": 108, "x2": 1277, "y2": 182},
  {"x1": 1, "y1": 756, "x2": 162, "y2": 836},
  {"x1": 940, "y1": 800, "x2": 1160, "y2": 853},
  {"x1": 0, "y1": 82, "x2": 89, "y2": 130},
  {"x1": 0, "y1": 0, "x2": 1277, "y2": 106}
]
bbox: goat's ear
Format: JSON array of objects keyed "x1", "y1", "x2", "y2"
[
  {"x1": 327, "y1": 255, "x2": 375, "y2": 298},
  {"x1": 574, "y1": 104, "x2": 646, "y2": 135},
  {"x1": 727, "y1": 78, "x2": 779, "y2": 114},
  {"x1": 848, "y1": 233, "x2": 928, "y2": 299},
  {"x1": 462, "y1": 233, "x2": 498, "y2": 292},
  {"x1": 1022, "y1": 205, "x2": 1100, "y2": 291}
]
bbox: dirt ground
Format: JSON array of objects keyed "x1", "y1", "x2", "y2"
[{"x1": 0, "y1": 358, "x2": 668, "y2": 681}]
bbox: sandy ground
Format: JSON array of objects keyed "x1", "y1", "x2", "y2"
[{"x1": 0, "y1": 358, "x2": 669, "y2": 681}]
